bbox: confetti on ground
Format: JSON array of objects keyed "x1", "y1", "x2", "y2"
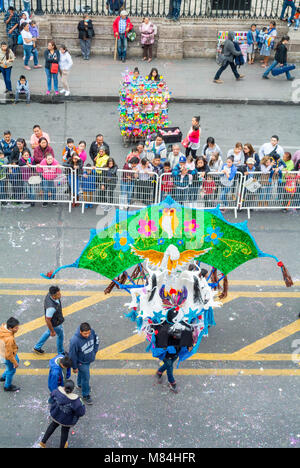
[
  {"x1": 16, "y1": 301, "x2": 23, "y2": 305},
  {"x1": 276, "y1": 302, "x2": 283, "y2": 307},
  {"x1": 24, "y1": 361, "x2": 31, "y2": 367}
]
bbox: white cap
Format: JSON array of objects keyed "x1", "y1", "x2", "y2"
[{"x1": 120, "y1": 10, "x2": 128, "y2": 16}]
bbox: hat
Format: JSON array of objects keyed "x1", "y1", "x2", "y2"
[
  {"x1": 179, "y1": 156, "x2": 186, "y2": 163},
  {"x1": 247, "y1": 158, "x2": 255, "y2": 165},
  {"x1": 120, "y1": 10, "x2": 128, "y2": 16}
]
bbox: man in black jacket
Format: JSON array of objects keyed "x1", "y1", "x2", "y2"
[
  {"x1": 263, "y1": 35, "x2": 294, "y2": 81},
  {"x1": 33, "y1": 286, "x2": 65, "y2": 355},
  {"x1": 78, "y1": 14, "x2": 95, "y2": 60},
  {"x1": 89, "y1": 134, "x2": 110, "y2": 162}
]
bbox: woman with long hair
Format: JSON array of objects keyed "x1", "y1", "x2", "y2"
[
  {"x1": 0, "y1": 41, "x2": 15, "y2": 96},
  {"x1": 44, "y1": 40, "x2": 60, "y2": 95},
  {"x1": 263, "y1": 35, "x2": 294, "y2": 81},
  {"x1": 59, "y1": 44, "x2": 73, "y2": 96}
]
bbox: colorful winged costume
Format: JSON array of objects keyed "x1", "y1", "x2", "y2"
[{"x1": 42, "y1": 196, "x2": 293, "y2": 364}]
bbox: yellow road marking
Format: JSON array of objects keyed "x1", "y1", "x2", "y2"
[
  {"x1": 14, "y1": 368, "x2": 300, "y2": 377},
  {"x1": 15, "y1": 291, "x2": 127, "y2": 338},
  {"x1": 0, "y1": 289, "x2": 99, "y2": 297}
]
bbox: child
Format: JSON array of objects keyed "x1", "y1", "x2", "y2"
[
  {"x1": 77, "y1": 140, "x2": 87, "y2": 164},
  {"x1": 0, "y1": 150, "x2": 8, "y2": 203},
  {"x1": 160, "y1": 161, "x2": 174, "y2": 200},
  {"x1": 257, "y1": 27, "x2": 267, "y2": 52},
  {"x1": 29, "y1": 20, "x2": 39, "y2": 57},
  {"x1": 202, "y1": 173, "x2": 217, "y2": 206},
  {"x1": 62, "y1": 138, "x2": 77, "y2": 163},
  {"x1": 186, "y1": 154, "x2": 196, "y2": 185},
  {"x1": 259, "y1": 156, "x2": 273, "y2": 206},
  {"x1": 15, "y1": 75, "x2": 30, "y2": 104},
  {"x1": 81, "y1": 164, "x2": 97, "y2": 209},
  {"x1": 18, "y1": 147, "x2": 36, "y2": 205},
  {"x1": 294, "y1": 8, "x2": 300, "y2": 30},
  {"x1": 247, "y1": 24, "x2": 258, "y2": 64}
]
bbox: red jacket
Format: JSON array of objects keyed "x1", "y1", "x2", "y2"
[{"x1": 113, "y1": 16, "x2": 133, "y2": 37}]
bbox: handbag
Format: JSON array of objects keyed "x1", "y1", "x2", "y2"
[
  {"x1": 181, "y1": 137, "x2": 189, "y2": 148},
  {"x1": 127, "y1": 30, "x2": 136, "y2": 42},
  {"x1": 50, "y1": 63, "x2": 59, "y2": 74}
]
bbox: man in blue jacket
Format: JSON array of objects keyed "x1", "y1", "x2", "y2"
[
  {"x1": 69, "y1": 323, "x2": 99, "y2": 405},
  {"x1": 48, "y1": 354, "x2": 72, "y2": 403}
]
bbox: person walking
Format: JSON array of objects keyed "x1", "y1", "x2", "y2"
[
  {"x1": 40, "y1": 380, "x2": 85, "y2": 449},
  {"x1": 213, "y1": 31, "x2": 245, "y2": 84},
  {"x1": 139, "y1": 17, "x2": 157, "y2": 63},
  {"x1": 77, "y1": 14, "x2": 95, "y2": 60},
  {"x1": 69, "y1": 322, "x2": 99, "y2": 405},
  {"x1": 33, "y1": 286, "x2": 65, "y2": 355},
  {"x1": 262, "y1": 35, "x2": 295, "y2": 81},
  {"x1": 4, "y1": 6, "x2": 19, "y2": 55},
  {"x1": 280, "y1": 0, "x2": 296, "y2": 26},
  {"x1": 59, "y1": 45, "x2": 73, "y2": 96},
  {"x1": 113, "y1": 10, "x2": 133, "y2": 63},
  {"x1": 44, "y1": 41, "x2": 60, "y2": 95},
  {"x1": 0, "y1": 41, "x2": 15, "y2": 96},
  {"x1": 21, "y1": 22, "x2": 42, "y2": 71},
  {"x1": 0, "y1": 317, "x2": 20, "y2": 392},
  {"x1": 48, "y1": 353, "x2": 72, "y2": 403}
]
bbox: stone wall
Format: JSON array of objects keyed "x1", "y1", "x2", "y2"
[{"x1": 1, "y1": 14, "x2": 299, "y2": 60}]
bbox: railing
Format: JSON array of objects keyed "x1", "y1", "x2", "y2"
[
  {"x1": 5, "y1": 0, "x2": 283, "y2": 19},
  {"x1": 1, "y1": 166, "x2": 299, "y2": 218}
]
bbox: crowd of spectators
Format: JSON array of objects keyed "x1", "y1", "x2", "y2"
[{"x1": 0, "y1": 123, "x2": 300, "y2": 211}]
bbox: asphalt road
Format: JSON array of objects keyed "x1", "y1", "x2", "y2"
[{"x1": 0, "y1": 102, "x2": 300, "y2": 449}]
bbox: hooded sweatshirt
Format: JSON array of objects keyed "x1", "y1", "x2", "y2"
[
  {"x1": 223, "y1": 31, "x2": 242, "y2": 63},
  {"x1": 48, "y1": 354, "x2": 71, "y2": 392},
  {"x1": 0, "y1": 324, "x2": 18, "y2": 366},
  {"x1": 49, "y1": 386, "x2": 86, "y2": 427},
  {"x1": 69, "y1": 327, "x2": 99, "y2": 370}
]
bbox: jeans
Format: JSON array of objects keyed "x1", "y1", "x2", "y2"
[
  {"x1": 23, "y1": 0, "x2": 31, "y2": 15},
  {"x1": 220, "y1": 186, "x2": 231, "y2": 206},
  {"x1": 295, "y1": 19, "x2": 300, "y2": 29},
  {"x1": 77, "y1": 362, "x2": 91, "y2": 397},
  {"x1": 117, "y1": 33, "x2": 127, "y2": 60},
  {"x1": 172, "y1": 0, "x2": 182, "y2": 19},
  {"x1": 42, "y1": 179, "x2": 56, "y2": 200},
  {"x1": 0, "y1": 179, "x2": 7, "y2": 199},
  {"x1": 24, "y1": 181, "x2": 35, "y2": 199},
  {"x1": 42, "y1": 421, "x2": 70, "y2": 449},
  {"x1": 1, "y1": 354, "x2": 19, "y2": 389},
  {"x1": 120, "y1": 181, "x2": 134, "y2": 206},
  {"x1": 34, "y1": 324, "x2": 64, "y2": 354},
  {"x1": 263, "y1": 60, "x2": 292, "y2": 79},
  {"x1": 0, "y1": 66, "x2": 12, "y2": 91},
  {"x1": 15, "y1": 89, "x2": 30, "y2": 103},
  {"x1": 79, "y1": 38, "x2": 91, "y2": 59},
  {"x1": 7, "y1": 35, "x2": 18, "y2": 55},
  {"x1": 23, "y1": 44, "x2": 38, "y2": 66},
  {"x1": 280, "y1": 0, "x2": 296, "y2": 22},
  {"x1": 158, "y1": 356, "x2": 177, "y2": 384},
  {"x1": 45, "y1": 67, "x2": 58, "y2": 92},
  {"x1": 214, "y1": 60, "x2": 240, "y2": 80}
]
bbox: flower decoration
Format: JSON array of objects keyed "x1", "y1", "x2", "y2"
[
  {"x1": 138, "y1": 218, "x2": 158, "y2": 237},
  {"x1": 205, "y1": 226, "x2": 224, "y2": 246},
  {"x1": 157, "y1": 238, "x2": 165, "y2": 246},
  {"x1": 184, "y1": 219, "x2": 199, "y2": 233},
  {"x1": 177, "y1": 239, "x2": 184, "y2": 246},
  {"x1": 113, "y1": 231, "x2": 134, "y2": 253}
]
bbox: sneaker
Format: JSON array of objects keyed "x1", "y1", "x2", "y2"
[
  {"x1": 39, "y1": 442, "x2": 47, "y2": 448},
  {"x1": 82, "y1": 395, "x2": 93, "y2": 405},
  {"x1": 236, "y1": 74, "x2": 245, "y2": 80},
  {"x1": 0, "y1": 377, "x2": 5, "y2": 382},
  {"x1": 42, "y1": 202, "x2": 47, "y2": 207},
  {"x1": 60, "y1": 89, "x2": 66, "y2": 94},
  {"x1": 262, "y1": 75, "x2": 269, "y2": 79},
  {"x1": 55, "y1": 91, "x2": 59, "y2": 95},
  {"x1": 24, "y1": 65, "x2": 31, "y2": 70},
  {"x1": 213, "y1": 79, "x2": 223, "y2": 84},
  {"x1": 4, "y1": 384, "x2": 20, "y2": 392},
  {"x1": 287, "y1": 77, "x2": 295, "y2": 81},
  {"x1": 169, "y1": 382, "x2": 178, "y2": 393},
  {"x1": 155, "y1": 371, "x2": 163, "y2": 383},
  {"x1": 33, "y1": 347, "x2": 45, "y2": 355},
  {"x1": 46, "y1": 91, "x2": 50, "y2": 95},
  {"x1": 33, "y1": 65, "x2": 42, "y2": 68},
  {"x1": 65, "y1": 91, "x2": 70, "y2": 96}
]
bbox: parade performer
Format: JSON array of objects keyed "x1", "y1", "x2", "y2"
[{"x1": 42, "y1": 197, "x2": 293, "y2": 392}]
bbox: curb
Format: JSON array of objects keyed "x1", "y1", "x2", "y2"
[{"x1": 1, "y1": 94, "x2": 299, "y2": 106}]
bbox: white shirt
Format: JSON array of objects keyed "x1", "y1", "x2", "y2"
[
  {"x1": 21, "y1": 29, "x2": 33, "y2": 46},
  {"x1": 59, "y1": 51, "x2": 73, "y2": 71},
  {"x1": 259, "y1": 142, "x2": 284, "y2": 160}
]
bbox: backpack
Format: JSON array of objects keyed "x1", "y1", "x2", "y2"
[{"x1": 234, "y1": 41, "x2": 245, "y2": 67}]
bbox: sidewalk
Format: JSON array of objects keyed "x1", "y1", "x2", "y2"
[{"x1": 1, "y1": 56, "x2": 300, "y2": 104}]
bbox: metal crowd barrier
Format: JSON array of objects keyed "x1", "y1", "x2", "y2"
[
  {"x1": 0, "y1": 164, "x2": 73, "y2": 211},
  {"x1": 239, "y1": 171, "x2": 300, "y2": 219},
  {"x1": 158, "y1": 171, "x2": 243, "y2": 218},
  {"x1": 1, "y1": 166, "x2": 299, "y2": 218},
  {"x1": 75, "y1": 168, "x2": 159, "y2": 212}
]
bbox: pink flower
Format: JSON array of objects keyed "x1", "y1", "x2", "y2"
[
  {"x1": 138, "y1": 219, "x2": 158, "y2": 237},
  {"x1": 184, "y1": 219, "x2": 199, "y2": 233}
]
